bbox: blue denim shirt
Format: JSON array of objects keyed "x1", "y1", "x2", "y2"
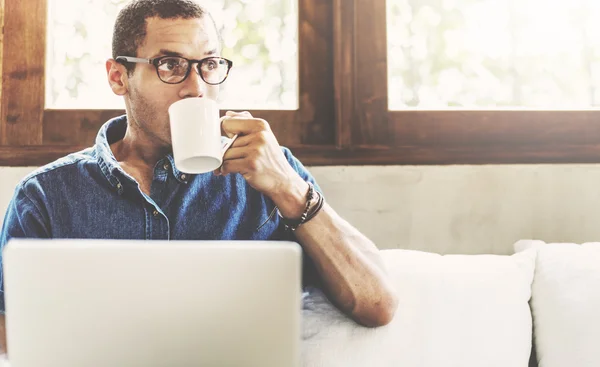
[{"x1": 0, "y1": 115, "x2": 322, "y2": 313}]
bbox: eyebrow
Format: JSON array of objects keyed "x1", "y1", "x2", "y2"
[{"x1": 153, "y1": 48, "x2": 219, "y2": 58}]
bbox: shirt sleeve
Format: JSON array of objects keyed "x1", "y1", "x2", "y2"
[
  {"x1": 281, "y1": 147, "x2": 323, "y2": 196},
  {"x1": 0, "y1": 185, "x2": 51, "y2": 313}
]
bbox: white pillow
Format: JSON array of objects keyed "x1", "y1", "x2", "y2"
[
  {"x1": 514, "y1": 240, "x2": 600, "y2": 367},
  {"x1": 302, "y1": 249, "x2": 536, "y2": 367}
]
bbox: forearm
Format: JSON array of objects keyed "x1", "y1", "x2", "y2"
[
  {"x1": 269, "y1": 175, "x2": 398, "y2": 326},
  {"x1": 293, "y1": 203, "x2": 398, "y2": 327}
]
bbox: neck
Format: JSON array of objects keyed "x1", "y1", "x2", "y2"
[{"x1": 111, "y1": 123, "x2": 170, "y2": 169}]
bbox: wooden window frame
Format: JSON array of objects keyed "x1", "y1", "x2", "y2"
[
  {"x1": 2, "y1": 0, "x2": 600, "y2": 166},
  {"x1": 0, "y1": 0, "x2": 336, "y2": 166},
  {"x1": 321, "y1": 0, "x2": 600, "y2": 165}
]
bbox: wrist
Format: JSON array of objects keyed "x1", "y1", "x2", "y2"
[{"x1": 271, "y1": 176, "x2": 309, "y2": 219}]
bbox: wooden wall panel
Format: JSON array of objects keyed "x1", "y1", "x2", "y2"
[
  {"x1": 332, "y1": 0, "x2": 353, "y2": 148},
  {"x1": 1, "y1": 0, "x2": 46, "y2": 146},
  {"x1": 298, "y1": 0, "x2": 335, "y2": 145},
  {"x1": 389, "y1": 111, "x2": 600, "y2": 148},
  {"x1": 43, "y1": 110, "x2": 126, "y2": 145},
  {"x1": 42, "y1": 109, "x2": 319, "y2": 147},
  {"x1": 289, "y1": 143, "x2": 600, "y2": 165},
  {"x1": 0, "y1": 146, "x2": 87, "y2": 166},
  {"x1": 0, "y1": 0, "x2": 5, "y2": 144},
  {"x1": 351, "y1": 0, "x2": 390, "y2": 146}
]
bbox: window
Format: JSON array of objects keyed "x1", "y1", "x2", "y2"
[
  {"x1": 387, "y1": 0, "x2": 600, "y2": 110},
  {"x1": 3, "y1": 0, "x2": 600, "y2": 166},
  {"x1": 1, "y1": 0, "x2": 334, "y2": 165},
  {"x1": 46, "y1": 0, "x2": 299, "y2": 110},
  {"x1": 329, "y1": 0, "x2": 600, "y2": 164}
]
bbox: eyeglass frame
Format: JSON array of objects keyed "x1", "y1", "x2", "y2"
[{"x1": 115, "y1": 55, "x2": 234, "y2": 85}]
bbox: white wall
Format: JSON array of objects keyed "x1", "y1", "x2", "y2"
[
  {"x1": 309, "y1": 165, "x2": 600, "y2": 254},
  {"x1": 2, "y1": 165, "x2": 600, "y2": 255}
]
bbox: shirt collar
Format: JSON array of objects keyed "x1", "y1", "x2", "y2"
[{"x1": 95, "y1": 115, "x2": 191, "y2": 192}]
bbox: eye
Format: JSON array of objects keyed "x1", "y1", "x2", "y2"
[
  {"x1": 205, "y1": 59, "x2": 218, "y2": 70},
  {"x1": 158, "y1": 57, "x2": 185, "y2": 72}
]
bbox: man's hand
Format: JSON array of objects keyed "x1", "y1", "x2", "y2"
[
  {"x1": 216, "y1": 111, "x2": 308, "y2": 218},
  {"x1": 218, "y1": 113, "x2": 398, "y2": 327}
]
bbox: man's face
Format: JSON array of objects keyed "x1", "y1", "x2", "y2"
[{"x1": 124, "y1": 16, "x2": 221, "y2": 147}]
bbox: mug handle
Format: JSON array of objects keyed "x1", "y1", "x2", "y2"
[
  {"x1": 221, "y1": 134, "x2": 238, "y2": 155},
  {"x1": 219, "y1": 115, "x2": 238, "y2": 156}
]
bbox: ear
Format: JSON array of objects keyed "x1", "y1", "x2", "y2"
[{"x1": 106, "y1": 59, "x2": 129, "y2": 96}]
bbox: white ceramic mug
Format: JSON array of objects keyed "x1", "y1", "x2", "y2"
[{"x1": 168, "y1": 98, "x2": 236, "y2": 174}]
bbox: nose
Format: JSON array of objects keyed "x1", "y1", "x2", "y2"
[{"x1": 178, "y1": 65, "x2": 206, "y2": 99}]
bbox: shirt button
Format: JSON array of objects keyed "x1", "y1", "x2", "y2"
[
  {"x1": 153, "y1": 210, "x2": 159, "y2": 217},
  {"x1": 180, "y1": 174, "x2": 187, "y2": 181},
  {"x1": 163, "y1": 163, "x2": 170, "y2": 170}
]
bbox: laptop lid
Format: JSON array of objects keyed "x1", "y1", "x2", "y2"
[{"x1": 3, "y1": 239, "x2": 301, "y2": 367}]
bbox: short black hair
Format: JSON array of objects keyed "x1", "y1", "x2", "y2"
[{"x1": 112, "y1": 0, "x2": 219, "y2": 74}]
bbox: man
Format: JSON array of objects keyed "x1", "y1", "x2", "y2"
[{"x1": 0, "y1": 0, "x2": 398, "y2": 354}]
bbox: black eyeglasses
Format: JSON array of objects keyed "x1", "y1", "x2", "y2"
[{"x1": 116, "y1": 55, "x2": 233, "y2": 85}]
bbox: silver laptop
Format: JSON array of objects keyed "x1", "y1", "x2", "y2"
[{"x1": 2, "y1": 239, "x2": 302, "y2": 367}]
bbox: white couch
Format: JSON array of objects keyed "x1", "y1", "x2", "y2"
[
  {"x1": 0, "y1": 239, "x2": 596, "y2": 366},
  {"x1": 301, "y1": 242, "x2": 600, "y2": 367}
]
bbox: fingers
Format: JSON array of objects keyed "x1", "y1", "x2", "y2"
[
  {"x1": 214, "y1": 157, "x2": 247, "y2": 176},
  {"x1": 229, "y1": 133, "x2": 253, "y2": 148},
  {"x1": 221, "y1": 112, "x2": 270, "y2": 137},
  {"x1": 226, "y1": 111, "x2": 252, "y2": 118},
  {"x1": 214, "y1": 142, "x2": 248, "y2": 176},
  {"x1": 222, "y1": 146, "x2": 247, "y2": 161},
  {"x1": 219, "y1": 115, "x2": 237, "y2": 138},
  {"x1": 214, "y1": 113, "x2": 277, "y2": 178}
]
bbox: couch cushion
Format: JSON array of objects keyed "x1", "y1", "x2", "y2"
[
  {"x1": 302, "y1": 249, "x2": 536, "y2": 367},
  {"x1": 514, "y1": 240, "x2": 600, "y2": 367}
]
